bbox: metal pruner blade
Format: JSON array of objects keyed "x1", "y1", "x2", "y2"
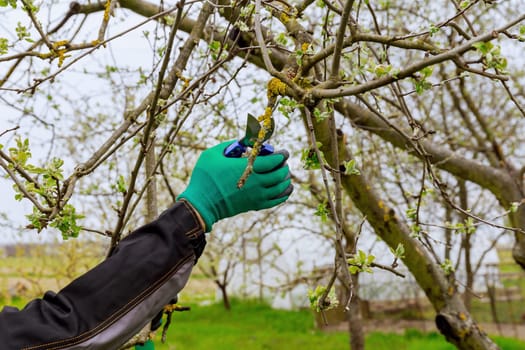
[{"x1": 224, "y1": 113, "x2": 275, "y2": 158}]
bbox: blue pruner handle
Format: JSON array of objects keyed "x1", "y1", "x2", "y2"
[
  {"x1": 224, "y1": 141, "x2": 274, "y2": 158},
  {"x1": 224, "y1": 141, "x2": 246, "y2": 158},
  {"x1": 258, "y1": 143, "x2": 274, "y2": 155}
]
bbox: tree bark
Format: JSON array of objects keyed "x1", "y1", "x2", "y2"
[
  {"x1": 334, "y1": 98, "x2": 525, "y2": 270},
  {"x1": 348, "y1": 274, "x2": 365, "y2": 350},
  {"x1": 217, "y1": 282, "x2": 232, "y2": 311},
  {"x1": 459, "y1": 180, "x2": 473, "y2": 311},
  {"x1": 341, "y1": 160, "x2": 499, "y2": 350},
  {"x1": 309, "y1": 115, "x2": 500, "y2": 349}
]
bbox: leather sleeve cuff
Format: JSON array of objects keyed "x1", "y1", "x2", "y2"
[
  {"x1": 174, "y1": 199, "x2": 206, "y2": 238},
  {"x1": 174, "y1": 199, "x2": 207, "y2": 262}
]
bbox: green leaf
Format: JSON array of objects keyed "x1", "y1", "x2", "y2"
[
  {"x1": 209, "y1": 40, "x2": 221, "y2": 52},
  {"x1": 391, "y1": 243, "x2": 405, "y2": 259},
  {"x1": 234, "y1": 20, "x2": 249, "y2": 32},
  {"x1": 358, "y1": 249, "x2": 366, "y2": 261},
  {"x1": 414, "y1": 79, "x2": 432, "y2": 95},
  {"x1": 116, "y1": 175, "x2": 127, "y2": 194},
  {"x1": 374, "y1": 63, "x2": 392, "y2": 77},
  {"x1": 15, "y1": 22, "x2": 31, "y2": 41},
  {"x1": 314, "y1": 202, "x2": 330, "y2": 222},
  {"x1": 472, "y1": 41, "x2": 493, "y2": 55},
  {"x1": 510, "y1": 202, "x2": 520, "y2": 213},
  {"x1": 26, "y1": 207, "x2": 47, "y2": 232},
  {"x1": 301, "y1": 143, "x2": 324, "y2": 170},
  {"x1": 459, "y1": 0, "x2": 471, "y2": 9},
  {"x1": 277, "y1": 97, "x2": 301, "y2": 119},
  {"x1": 313, "y1": 107, "x2": 331, "y2": 122},
  {"x1": 421, "y1": 66, "x2": 434, "y2": 78},
  {"x1": 0, "y1": 0, "x2": 17, "y2": 8},
  {"x1": 464, "y1": 217, "x2": 476, "y2": 235},
  {"x1": 406, "y1": 207, "x2": 417, "y2": 220},
  {"x1": 164, "y1": 16, "x2": 175, "y2": 26},
  {"x1": 429, "y1": 24, "x2": 439, "y2": 36},
  {"x1": 276, "y1": 33, "x2": 289, "y2": 46},
  {"x1": 295, "y1": 49, "x2": 304, "y2": 66},
  {"x1": 349, "y1": 266, "x2": 360, "y2": 274},
  {"x1": 0, "y1": 38, "x2": 8, "y2": 55},
  {"x1": 440, "y1": 259, "x2": 455, "y2": 276},
  {"x1": 307, "y1": 286, "x2": 339, "y2": 312},
  {"x1": 343, "y1": 159, "x2": 360, "y2": 176},
  {"x1": 50, "y1": 204, "x2": 84, "y2": 240},
  {"x1": 348, "y1": 250, "x2": 376, "y2": 274},
  {"x1": 9, "y1": 137, "x2": 32, "y2": 167}
]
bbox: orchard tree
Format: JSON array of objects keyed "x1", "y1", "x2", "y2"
[{"x1": 1, "y1": 1, "x2": 525, "y2": 350}]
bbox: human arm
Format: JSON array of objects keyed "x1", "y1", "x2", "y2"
[
  {"x1": 0, "y1": 201, "x2": 205, "y2": 350},
  {"x1": 0, "y1": 141, "x2": 292, "y2": 349}
]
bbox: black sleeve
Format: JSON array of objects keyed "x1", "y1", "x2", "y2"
[{"x1": 0, "y1": 200, "x2": 206, "y2": 350}]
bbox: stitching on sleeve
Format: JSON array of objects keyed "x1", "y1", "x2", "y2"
[
  {"x1": 22, "y1": 254, "x2": 194, "y2": 350},
  {"x1": 180, "y1": 200, "x2": 204, "y2": 239}
]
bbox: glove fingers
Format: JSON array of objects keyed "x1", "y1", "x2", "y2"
[
  {"x1": 253, "y1": 150, "x2": 289, "y2": 173},
  {"x1": 272, "y1": 181, "x2": 293, "y2": 199},
  {"x1": 254, "y1": 165, "x2": 290, "y2": 187},
  {"x1": 264, "y1": 178, "x2": 293, "y2": 201},
  {"x1": 261, "y1": 183, "x2": 293, "y2": 209}
]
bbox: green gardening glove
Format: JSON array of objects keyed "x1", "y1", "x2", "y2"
[
  {"x1": 177, "y1": 141, "x2": 293, "y2": 231},
  {"x1": 134, "y1": 339, "x2": 154, "y2": 349}
]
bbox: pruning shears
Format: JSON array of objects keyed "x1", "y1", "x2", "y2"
[{"x1": 224, "y1": 113, "x2": 275, "y2": 158}]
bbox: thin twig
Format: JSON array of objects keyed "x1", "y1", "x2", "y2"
[
  {"x1": 0, "y1": 158, "x2": 50, "y2": 214},
  {"x1": 20, "y1": 0, "x2": 54, "y2": 51},
  {"x1": 311, "y1": 13, "x2": 525, "y2": 99},
  {"x1": 254, "y1": 0, "x2": 277, "y2": 75},
  {"x1": 22, "y1": 5, "x2": 183, "y2": 93},
  {"x1": 110, "y1": 1, "x2": 216, "y2": 249},
  {"x1": 303, "y1": 107, "x2": 353, "y2": 311},
  {"x1": 390, "y1": 0, "x2": 478, "y2": 41},
  {"x1": 0, "y1": 126, "x2": 19, "y2": 138},
  {"x1": 98, "y1": 0, "x2": 117, "y2": 41},
  {"x1": 370, "y1": 262, "x2": 406, "y2": 278},
  {"x1": 330, "y1": 0, "x2": 354, "y2": 80}
]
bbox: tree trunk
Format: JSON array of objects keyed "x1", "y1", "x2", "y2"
[
  {"x1": 510, "y1": 207, "x2": 525, "y2": 269},
  {"x1": 310, "y1": 114, "x2": 500, "y2": 350},
  {"x1": 342, "y1": 166, "x2": 499, "y2": 350},
  {"x1": 334, "y1": 98, "x2": 525, "y2": 272},
  {"x1": 458, "y1": 180, "x2": 473, "y2": 312},
  {"x1": 217, "y1": 282, "x2": 231, "y2": 311},
  {"x1": 348, "y1": 274, "x2": 365, "y2": 350},
  {"x1": 445, "y1": 207, "x2": 453, "y2": 262},
  {"x1": 344, "y1": 223, "x2": 365, "y2": 350}
]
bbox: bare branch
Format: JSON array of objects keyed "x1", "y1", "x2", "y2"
[
  {"x1": 311, "y1": 13, "x2": 525, "y2": 99},
  {"x1": 0, "y1": 158, "x2": 50, "y2": 215},
  {"x1": 20, "y1": 0, "x2": 54, "y2": 51},
  {"x1": 254, "y1": 0, "x2": 278, "y2": 75},
  {"x1": 330, "y1": 0, "x2": 354, "y2": 80},
  {"x1": 97, "y1": 0, "x2": 117, "y2": 41}
]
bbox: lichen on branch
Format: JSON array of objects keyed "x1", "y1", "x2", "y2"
[{"x1": 236, "y1": 78, "x2": 288, "y2": 188}]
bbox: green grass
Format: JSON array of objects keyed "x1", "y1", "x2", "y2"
[
  {"x1": 151, "y1": 300, "x2": 525, "y2": 350},
  {"x1": 155, "y1": 300, "x2": 345, "y2": 350}
]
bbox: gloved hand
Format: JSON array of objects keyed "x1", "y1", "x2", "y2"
[{"x1": 178, "y1": 141, "x2": 293, "y2": 232}]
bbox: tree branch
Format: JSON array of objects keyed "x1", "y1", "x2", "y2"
[
  {"x1": 311, "y1": 13, "x2": 525, "y2": 99},
  {"x1": 330, "y1": 0, "x2": 354, "y2": 80}
]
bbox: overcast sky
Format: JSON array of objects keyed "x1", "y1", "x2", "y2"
[{"x1": 0, "y1": 2, "x2": 157, "y2": 243}]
